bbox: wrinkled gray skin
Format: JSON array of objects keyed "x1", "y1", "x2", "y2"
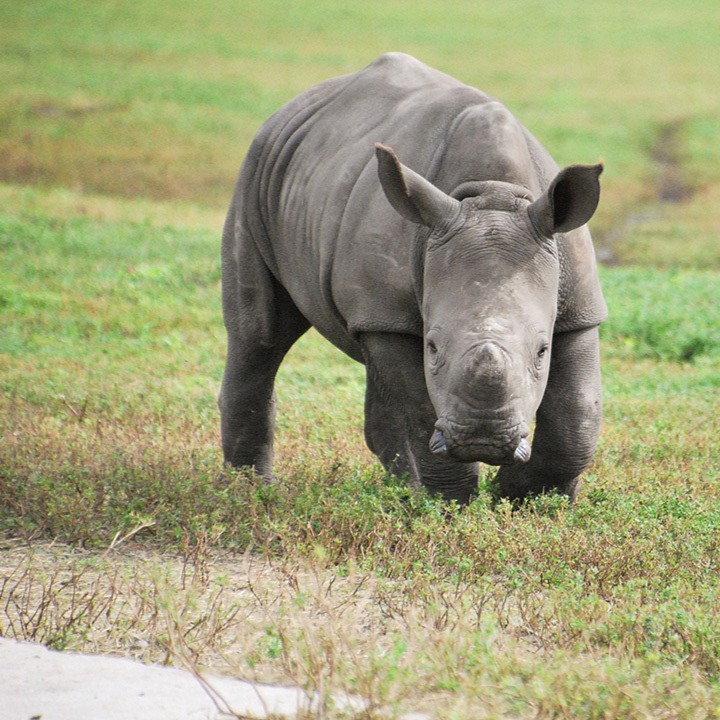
[{"x1": 220, "y1": 53, "x2": 608, "y2": 504}]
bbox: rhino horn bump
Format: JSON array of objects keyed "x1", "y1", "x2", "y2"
[
  {"x1": 429, "y1": 428, "x2": 449, "y2": 457},
  {"x1": 513, "y1": 438, "x2": 532, "y2": 464}
]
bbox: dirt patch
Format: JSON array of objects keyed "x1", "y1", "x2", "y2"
[
  {"x1": 27, "y1": 99, "x2": 128, "y2": 118},
  {"x1": 651, "y1": 120, "x2": 693, "y2": 203},
  {"x1": 594, "y1": 120, "x2": 695, "y2": 264}
]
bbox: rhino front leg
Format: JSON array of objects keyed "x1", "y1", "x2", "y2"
[
  {"x1": 496, "y1": 325, "x2": 602, "y2": 502},
  {"x1": 363, "y1": 369, "x2": 414, "y2": 482},
  {"x1": 360, "y1": 332, "x2": 479, "y2": 504}
]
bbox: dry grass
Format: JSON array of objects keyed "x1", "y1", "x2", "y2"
[
  {"x1": 0, "y1": 182, "x2": 226, "y2": 233},
  {"x1": 3, "y1": 536, "x2": 719, "y2": 719}
]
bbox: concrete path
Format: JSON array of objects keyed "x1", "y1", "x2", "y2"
[{"x1": 1, "y1": 638, "x2": 429, "y2": 719}]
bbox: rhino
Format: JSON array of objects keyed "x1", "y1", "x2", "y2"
[{"x1": 219, "y1": 53, "x2": 607, "y2": 504}]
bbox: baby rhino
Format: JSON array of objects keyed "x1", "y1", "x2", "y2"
[{"x1": 219, "y1": 53, "x2": 607, "y2": 504}]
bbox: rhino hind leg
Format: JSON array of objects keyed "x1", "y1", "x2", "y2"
[
  {"x1": 219, "y1": 221, "x2": 310, "y2": 479},
  {"x1": 495, "y1": 326, "x2": 602, "y2": 502},
  {"x1": 220, "y1": 322, "x2": 305, "y2": 480},
  {"x1": 360, "y1": 333, "x2": 479, "y2": 504}
]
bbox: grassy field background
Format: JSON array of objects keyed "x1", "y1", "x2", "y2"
[{"x1": 1, "y1": 1, "x2": 719, "y2": 717}]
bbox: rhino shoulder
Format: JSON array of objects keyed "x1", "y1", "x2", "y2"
[
  {"x1": 367, "y1": 52, "x2": 452, "y2": 79},
  {"x1": 555, "y1": 227, "x2": 608, "y2": 333}
]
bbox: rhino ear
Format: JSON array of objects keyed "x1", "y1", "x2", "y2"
[
  {"x1": 528, "y1": 163, "x2": 603, "y2": 238},
  {"x1": 375, "y1": 143, "x2": 460, "y2": 228}
]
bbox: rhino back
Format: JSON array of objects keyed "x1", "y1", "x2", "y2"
[{"x1": 235, "y1": 53, "x2": 605, "y2": 357}]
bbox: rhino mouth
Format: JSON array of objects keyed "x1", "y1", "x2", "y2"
[{"x1": 430, "y1": 419, "x2": 531, "y2": 466}]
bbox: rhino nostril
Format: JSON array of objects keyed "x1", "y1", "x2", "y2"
[
  {"x1": 513, "y1": 438, "x2": 532, "y2": 463},
  {"x1": 429, "y1": 428, "x2": 449, "y2": 457}
]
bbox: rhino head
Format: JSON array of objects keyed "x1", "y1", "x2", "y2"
[{"x1": 375, "y1": 143, "x2": 602, "y2": 467}]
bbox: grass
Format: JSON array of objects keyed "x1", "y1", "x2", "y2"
[
  {"x1": 1, "y1": 0, "x2": 720, "y2": 717},
  {"x1": 1, "y1": 190, "x2": 719, "y2": 718}
]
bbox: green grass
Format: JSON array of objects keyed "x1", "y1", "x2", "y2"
[
  {"x1": 2, "y1": 0, "x2": 720, "y2": 716},
  {"x1": 599, "y1": 267, "x2": 720, "y2": 361}
]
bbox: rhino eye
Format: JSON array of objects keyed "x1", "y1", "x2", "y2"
[
  {"x1": 534, "y1": 343, "x2": 549, "y2": 369},
  {"x1": 426, "y1": 335, "x2": 441, "y2": 370}
]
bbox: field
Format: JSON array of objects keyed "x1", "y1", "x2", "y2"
[{"x1": 1, "y1": 0, "x2": 719, "y2": 717}]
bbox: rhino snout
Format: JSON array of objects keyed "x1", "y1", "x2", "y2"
[{"x1": 429, "y1": 418, "x2": 531, "y2": 465}]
